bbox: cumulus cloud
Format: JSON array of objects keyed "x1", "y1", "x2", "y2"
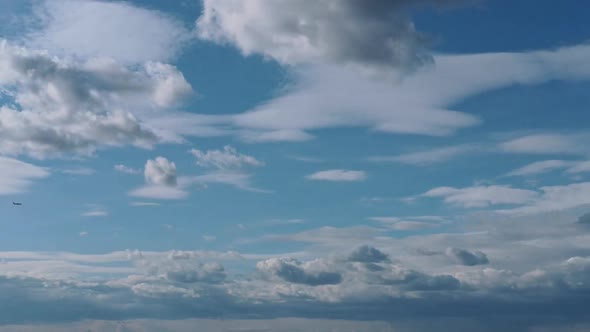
[
  {"x1": 190, "y1": 145, "x2": 263, "y2": 169},
  {"x1": 446, "y1": 248, "x2": 489, "y2": 266},
  {"x1": 144, "y1": 157, "x2": 177, "y2": 187},
  {"x1": 348, "y1": 245, "x2": 389, "y2": 263},
  {"x1": 0, "y1": 157, "x2": 49, "y2": 195},
  {"x1": 421, "y1": 185, "x2": 538, "y2": 208},
  {"x1": 25, "y1": 0, "x2": 192, "y2": 64},
  {"x1": 0, "y1": 40, "x2": 192, "y2": 158},
  {"x1": 197, "y1": 0, "x2": 465, "y2": 70},
  {"x1": 129, "y1": 157, "x2": 189, "y2": 200},
  {"x1": 306, "y1": 169, "x2": 367, "y2": 182},
  {"x1": 256, "y1": 257, "x2": 342, "y2": 286}
]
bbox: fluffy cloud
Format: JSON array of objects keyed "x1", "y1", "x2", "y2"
[
  {"x1": 129, "y1": 157, "x2": 188, "y2": 200},
  {"x1": 25, "y1": 0, "x2": 191, "y2": 64},
  {"x1": 144, "y1": 157, "x2": 177, "y2": 187},
  {"x1": 0, "y1": 40, "x2": 192, "y2": 158},
  {"x1": 197, "y1": 0, "x2": 463, "y2": 70},
  {"x1": 306, "y1": 169, "x2": 367, "y2": 182},
  {"x1": 348, "y1": 245, "x2": 389, "y2": 263},
  {"x1": 190, "y1": 145, "x2": 263, "y2": 169},
  {"x1": 421, "y1": 185, "x2": 538, "y2": 208},
  {"x1": 257, "y1": 258, "x2": 342, "y2": 286},
  {"x1": 0, "y1": 157, "x2": 49, "y2": 195}
]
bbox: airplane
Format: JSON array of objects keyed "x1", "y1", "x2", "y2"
[{"x1": 12, "y1": 202, "x2": 22, "y2": 206}]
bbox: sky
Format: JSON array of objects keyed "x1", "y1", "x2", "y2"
[{"x1": 0, "y1": 0, "x2": 590, "y2": 331}]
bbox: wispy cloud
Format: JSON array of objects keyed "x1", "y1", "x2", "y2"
[{"x1": 306, "y1": 170, "x2": 367, "y2": 182}]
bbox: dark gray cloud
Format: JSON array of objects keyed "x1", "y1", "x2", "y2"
[
  {"x1": 577, "y1": 212, "x2": 590, "y2": 225},
  {"x1": 257, "y1": 258, "x2": 342, "y2": 286},
  {"x1": 446, "y1": 248, "x2": 489, "y2": 266},
  {"x1": 348, "y1": 245, "x2": 389, "y2": 263}
]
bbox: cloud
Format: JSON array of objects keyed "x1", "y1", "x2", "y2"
[
  {"x1": 370, "y1": 144, "x2": 479, "y2": 165},
  {"x1": 567, "y1": 160, "x2": 590, "y2": 174},
  {"x1": 348, "y1": 246, "x2": 389, "y2": 263},
  {"x1": 578, "y1": 213, "x2": 590, "y2": 225},
  {"x1": 78, "y1": 231, "x2": 88, "y2": 237},
  {"x1": 25, "y1": 0, "x2": 192, "y2": 64},
  {"x1": 184, "y1": 171, "x2": 269, "y2": 193},
  {"x1": 114, "y1": 164, "x2": 140, "y2": 174},
  {"x1": 0, "y1": 40, "x2": 192, "y2": 158},
  {"x1": 130, "y1": 202, "x2": 161, "y2": 207},
  {"x1": 197, "y1": 0, "x2": 465, "y2": 70},
  {"x1": 497, "y1": 182, "x2": 590, "y2": 215},
  {"x1": 0, "y1": 157, "x2": 49, "y2": 195},
  {"x1": 445, "y1": 248, "x2": 489, "y2": 266},
  {"x1": 190, "y1": 145, "x2": 263, "y2": 169},
  {"x1": 81, "y1": 210, "x2": 107, "y2": 217},
  {"x1": 129, "y1": 157, "x2": 189, "y2": 200},
  {"x1": 421, "y1": 185, "x2": 539, "y2": 208},
  {"x1": 60, "y1": 167, "x2": 95, "y2": 176},
  {"x1": 500, "y1": 134, "x2": 590, "y2": 155},
  {"x1": 369, "y1": 216, "x2": 442, "y2": 231},
  {"x1": 505, "y1": 160, "x2": 571, "y2": 177},
  {"x1": 256, "y1": 258, "x2": 342, "y2": 286},
  {"x1": 306, "y1": 169, "x2": 367, "y2": 182},
  {"x1": 144, "y1": 157, "x2": 177, "y2": 187}
]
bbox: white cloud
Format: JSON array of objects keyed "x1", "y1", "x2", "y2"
[
  {"x1": 422, "y1": 185, "x2": 539, "y2": 208},
  {"x1": 500, "y1": 134, "x2": 589, "y2": 155},
  {"x1": 306, "y1": 169, "x2": 367, "y2": 182},
  {"x1": 567, "y1": 160, "x2": 590, "y2": 174},
  {"x1": 130, "y1": 202, "x2": 161, "y2": 207},
  {"x1": 81, "y1": 209, "x2": 107, "y2": 217},
  {"x1": 370, "y1": 144, "x2": 479, "y2": 165},
  {"x1": 369, "y1": 217, "x2": 441, "y2": 231},
  {"x1": 0, "y1": 40, "x2": 192, "y2": 158},
  {"x1": 144, "y1": 157, "x2": 177, "y2": 187},
  {"x1": 129, "y1": 157, "x2": 189, "y2": 200},
  {"x1": 61, "y1": 167, "x2": 95, "y2": 176},
  {"x1": 25, "y1": 0, "x2": 191, "y2": 64},
  {"x1": 184, "y1": 171, "x2": 269, "y2": 193},
  {"x1": 196, "y1": 0, "x2": 461, "y2": 70},
  {"x1": 190, "y1": 145, "x2": 263, "y2": 169},
  {"x1": 0, "y1": 157, "x2": 49, "y2": 195},
  {"x1": 114, "y1": 164, "x2": 140, "y2": 174},
  {"x1": 505, "y1": 160, "x2": 571, "y2": 177},
  {"x1": 79, "y1": 231, "x2": 88, "y2": 237},
  {"x1": 497, "y1": 182, "x2": 590, "y2": 215}
]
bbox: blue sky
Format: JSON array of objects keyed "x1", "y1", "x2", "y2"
[{"x1": 1, "y1": 0, "x2": 590, "y2": 331}]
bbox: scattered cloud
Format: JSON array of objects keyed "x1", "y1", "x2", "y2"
[
  {"x1": 497, "y1": 182, "x2": 590, "y2": 215},
  {"x1": 79, "y1": 231, "x2": 88, "y2": 237},
  {"x1": 306, "y1": 169, "x2": 367, "y2": 182},
  {"x1": 190, "y1": 145, "x2": 263, "y2": 169},
  {"x1": 0, "y1": 157, "x2": 49, "y2": 195},
  {"x1": 369, "y1": 216, "x2": 443, "y2": 231}
]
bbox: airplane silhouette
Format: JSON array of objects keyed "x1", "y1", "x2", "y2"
[{"x1": 12, "y1": 202, "x2": 22, "y2": 206}]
